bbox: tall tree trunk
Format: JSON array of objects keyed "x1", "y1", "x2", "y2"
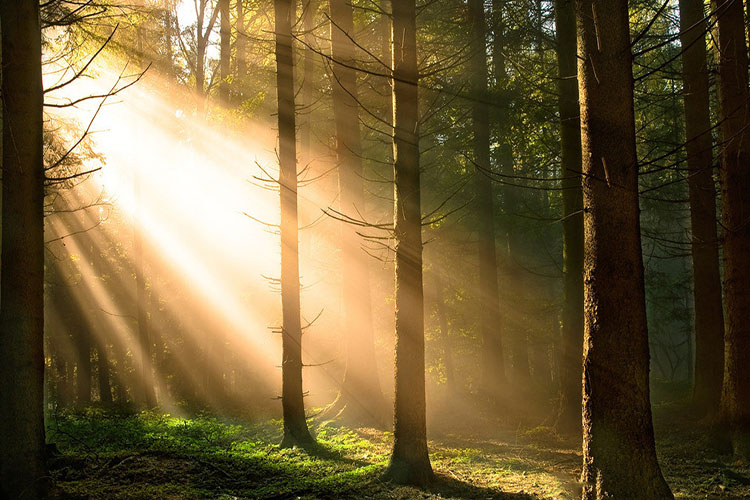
[
  {"x1": 433, "y1": 274, "x2": 456, "y2": 391},
  {"x1": 469, "y1": 0, "x2": 505, "y2": 407},
  {"x1": 219, "y1": 0, "x2": 231, "y2": 103},
  {"x1": 75, "y1": 318, "x2": 92, "y2": 406},
  {"x1": 384, "y1": 0, "x2": 433, "y2": 486},
  {"x1": 134, "y1": 172, "x2": 157, "y2": 408},
  {"x1": 492, "y1": 0, "x2": 531, "y2": 392},
  {"x1": 276, "y1": 0, "x2": 314, "y2": 448},
  {"x1": 678, "y1": 0, "x2": 724, "y2": 417},
  {"x1": 300, "y1": 0, "x2": 318, "y2": 164},
  {"x1": 576, "y1": 0, "x2": 673, "y2": 497},
  {"x1": 553, "y1": 0, "x2": 584, "y2": 435},
  {"x1": 0, "y1": 1, "x2": 49, "y2": 497},
  {"x1": 712, "y1": 0, "x2": 750, "y2": 459},
  {"x1": 235, "y1": 0, "x2": 247, "y2": 105},
  {"x1": 89, "y1": 242, "x2": 113, "y2": 406},
  {"x1": 328, "y1": 0, "x2": 389, "y2": 427}
]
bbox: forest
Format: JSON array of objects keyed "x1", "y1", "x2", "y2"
[{"x1": 1, "y1": 0, "x2": 749, "y2": 498}]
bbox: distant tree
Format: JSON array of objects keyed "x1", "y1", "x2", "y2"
[
  {"x1": 678, "y1": 0, "x2": 724, "y2": 417},
  {"x1": 219, "y1": 0, "x2": 231, "y2": 103},
  {"x1": 0, "y1": 1, "x2": 49, "y2": 498},
  {"x1": 552, "y1": 0, "x2": 583, "y2": 435},
  {"x1": 299, "y1": 0, "x2": 318, "y2": 164},
  {"x1": 383, "y1": 0, "x2": 433, "y2": 486},
  {"x1": 469, "y1": 0, "x2": 506, "y2": 407},
  {"x1": 134, "y1": 171, "x2": 157, "y2": 408},
  {"x1": 275, "y1": 0, "x2": 314, "y2": 448},
  {"x1": 576, "y1": 0, "x2": 673, "y2": 497},
  {"x1": 712, "y1": 0, "x2": 750, "y2": 458},
  {"x1": 327, "y1": 0, "x2": 389, "y2": 427}
]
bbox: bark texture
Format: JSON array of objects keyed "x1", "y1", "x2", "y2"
[
  {"x1": 384, "y1": 0, "x2": 433, "y2": 486},
  {"x1": 713, "y1": 0, "x2": 750, "y2": 459},
  {"x1": 678, "y1": 0, "x2": 724, "y2": 417},
  {"x1": 0, "y1": 1, "x2": 49, "y2": 497},
  {"x1": 576, "y1": 0, "x2": 673, "y2": 497},
  {"x1": 553, "y1": 0, "x2": 584, "y2": 435},
  {"x1": 275, "y1": 0, "x2": 314, "y2": 448}
]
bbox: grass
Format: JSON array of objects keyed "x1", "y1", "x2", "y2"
[{"x1": 45, "y1": 403, "x2": 750, "y2": 499}]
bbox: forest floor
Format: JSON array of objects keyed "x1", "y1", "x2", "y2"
[{"x1": 47, "y1": 400, "x2": 750, "y2": 500}]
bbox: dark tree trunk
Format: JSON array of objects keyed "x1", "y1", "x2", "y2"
[
  {"x1": 491, "y1": 0, "x2": 530, "y2": 393},
  {"x1": 276, "y1": 0, "x2": 314, "y2": 448},
  {"x1": 469, "y1": 0, "x2": 505, "y2": 407},
  {"x1": 433, "y1": 274, "x2": 456, "y2": 391},
  {"x1": 553, "y1": 0, "x2": 584, "y2": 435},
  {"x1": 328, "y1": 0, "x2": 389, "y2": 428},
  {"x1": 384, "y1": 0, "x2": 433, "y2": 486},
  {"x1": 576, "y1": 0, "x2": 673, "y2": 498},
  {"x1": 712, "y1": 0, "x2": 750, "y2": 459},
  {"x1": 0, "y1": 1, "x2": 49, "y2": 497},
  {"x1": 678, "y1": 0, "x2": 724, "y2": 417},
  {"x1": 75, "y1": 319, "x2": 92, "y2": 406},
  {"x1": 219, "y1": 0, "x2": 231, "y2": 104},
  {"x1": 88, "y1": 242, "x2": 113, "y2": 406}
]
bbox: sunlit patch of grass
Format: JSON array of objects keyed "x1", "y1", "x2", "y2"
[{"x1": 48, "y1": 409, "x2": 581, "y2": 499}]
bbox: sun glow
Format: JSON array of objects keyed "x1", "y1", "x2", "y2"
[{"x1": 43, "y1": 54, "x2": 363, "y2": 412}]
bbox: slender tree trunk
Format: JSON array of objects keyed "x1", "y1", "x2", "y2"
[
  {"x1": 712, "y1": 0, "x2": 750, "y2": 459},
  {"x1": 235, "y1": 0, "x2": 248, "y2": 105},
  {"x1": 75, "y1": 319, "x2": 92, "y2": 406},
  {"x1": 576, "y1": 0, "x2": 673, "y2": 497},
  {"x1": 553, "y1": 0, "x2": 584, "y2": 435},
  {"x1": 0, "y1": 1, "x2": 49, "y2": 497},
  {"x1": 88, "y1": 241, "x2": 113, "y2": 406},
  {"x1": 300, "y1": 0, "x2": 318, "y2": 164},
  {"x1": 678, "y1": 0, "x2": 724, "y2": 417},
  {"x1": 219, "y1": 0, "x2": 231, "y2": 104},
  {"x1": 134, "y1": 172, "x2": 157, "y2": 408},
  {"x1": 492, "y1": 0, "x2": 531, "y2": 392},
  {"x1": 433, "y1": 274, "x2": 456, "y2": 391},
  {"x1": 469, "y1": 0, "x2": 505, "y2": 407},
  {"x1": 329, "y1": 0, "x2": 389, "y2": 427},
  {"x1": 384, "y1": 0, "x2": 433, "y2": 486},
  {"x1": 276, "y1": 0, "x2": 314, "y2": 448}
]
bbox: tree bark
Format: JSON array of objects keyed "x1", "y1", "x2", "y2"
[
  {"x1": 553, "y1": 0, "x2": 584, "y2": 435},
  {"x1": 469, "y1": 0, "x2": 505, "y2": 407},
  {"x1": 328, "y1": 0, "x2": 389, "y2": 428},
  {"x1": 678, "y1": 0, "x2": 724, "y2": 417},
  {"x1": 219, "y1": 0, "x2": 231, "y2": 104},
  {"x1": 0, "y1": 1, "x2": 49, "y2": 497},
  {"x1": 384, "y1": 0, "x2": 433, "y2": 486},
  {"x1": 276, "y1": 0, "x2": 314, "y2": 448},
  {"x1": 300, "y1": 0, "x2": 318, "y2": 164},
  {"x1": 576, "y1": 0, "x2": 673, "y2": 497},
  {"x1": 712, "y1": 0, "x2": 750, "y2": 459}
]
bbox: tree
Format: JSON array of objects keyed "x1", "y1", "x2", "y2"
[
  {"x1": 552, "y1": 0, "x2": 583, "y2": 434},
  {"x1": 0, "y1": 1, "x2": 49, "y2": 497},
  {"x1": 275, "y1": 0, "x2": 314, "y2": 448},
  {"x1": 219, "y1": 0, "x2": 231, "y2": 103},
  {"x1": 712, "y1": 0, "x2": 750, "y2": 458},
  {"x1": 384, "y1": 0, "x2": 433, "y2": 486},
  {"x1": 134, "y1": 169, "x2": 157, "y2": 408},
  {"x1": 576, "y1": 0, "x2": 673, "y2": 497},
  {"x1": 678, "y1": 0, "x2": 724, "y2": 417},
  {"x1": 469, "y1": 0, "x2": 505, "y2": 407},
  {"x1": 328, "y1": 0, "x2": 389, "y2": 427}
]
